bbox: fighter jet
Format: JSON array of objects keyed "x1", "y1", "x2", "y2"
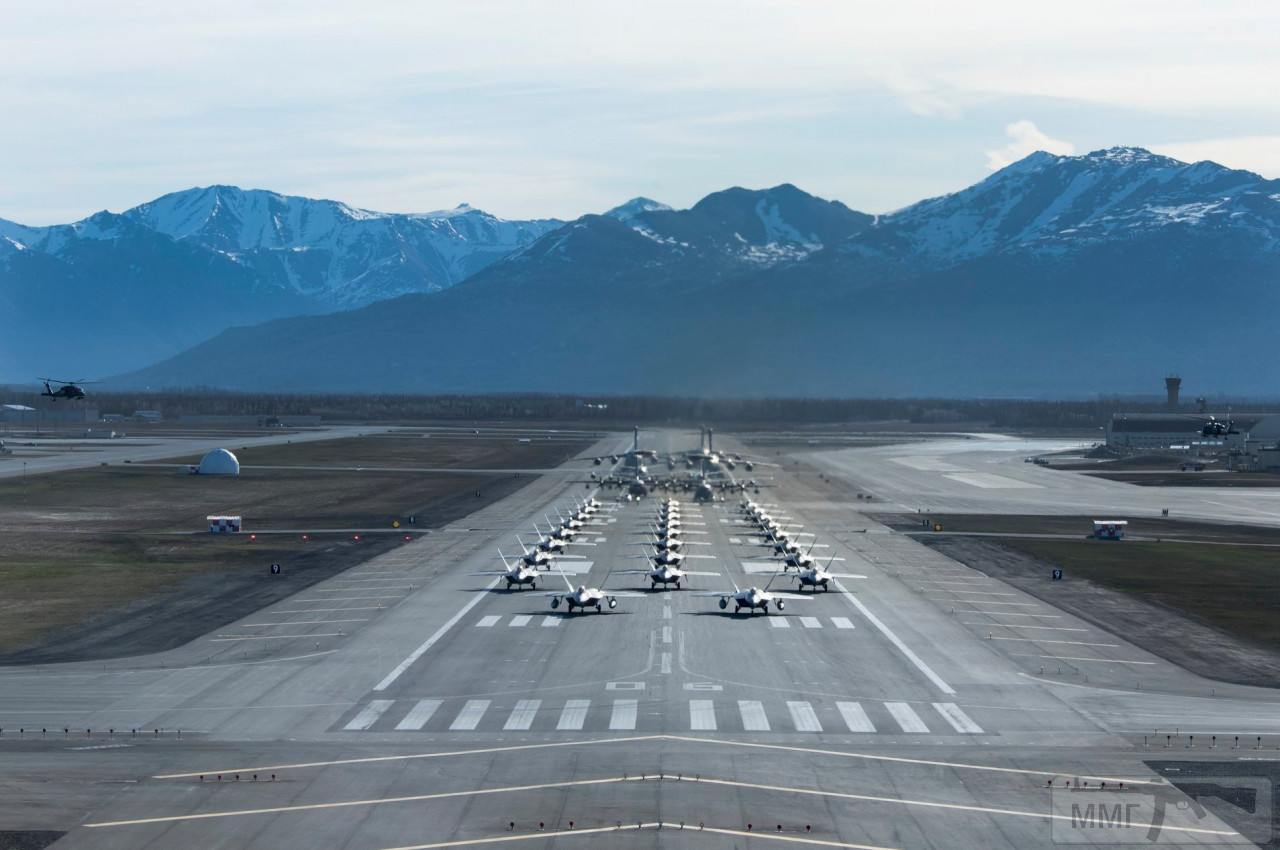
[
  {"x1": 614, "y1": 564, "x2": 719, "y2": 590},
  {"x1": 785, "y1": 556, "x2": 866, "y2": 592},
  {"x1": 513, "y1": 537, "x2": 555, "y2": 569},
  {"x1": 475, "y1": 551, "x2": 567, "y2": 590},
  {"x1": 545, "y1": 571, "x2": 644, "y2": 614},
  {"x1": 694, "y1": 575, "x2": 815, "y2": 615}
]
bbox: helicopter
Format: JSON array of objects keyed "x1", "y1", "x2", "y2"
[
  {"x1": 40, "y1": 378, "x2": 94, "y2": 401},
  {"x1": 1201, "y1": 414, "x2": 1238, "y2": 438}
]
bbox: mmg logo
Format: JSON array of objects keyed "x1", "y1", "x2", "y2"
[
  {"x1": 1050, "y1": 777, "x2": 1268, "y2": 845},
  {"x1": 1070, "y1": 801, "x2": 1143, "y2": 829}
]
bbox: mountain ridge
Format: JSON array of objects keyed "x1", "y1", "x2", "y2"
[{"x1": 115, "y1": 146, "x2": 1280, "y2": 397}]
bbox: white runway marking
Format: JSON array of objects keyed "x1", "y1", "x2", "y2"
[
  {"x1": 769, "y1": 618, "x2": 790, "y2": 629},
  {"x1": 503, "y1": 699, "x2": 541, "y2": 730},
  {"x1": 374, "y1": 577, "x2": 499, "y2": 691},
  {"x1": 609, "y1": 699, "x2": 638, "y2": 730},
  {"x1": 728, "y1": 537, "x2": 742, "y2": 544},
  {"x1": 298, "y1": 595, "x2": 402, "y2": 602},
  {"x1": 932, "y1": 702, "x2": 983, "y2": 734},
  {"x1": 689, "y1": 699, "x2": 717, "y2": 731},
  {"x1": 662, "y1": 626, "x2": 672, "y2": 644},
  {"x1": 839, "y1": 582, "x2": 955, "y2": 695},
  {"x1": 990, "y1": 637, "x2": 1120, "y2": 647},
  {"x1": 540, "y1": 616, "x2": 559, "y2": 627},
  {"x1": 312, "y1": 587, "x2": 412, "y2": 593},
  {"x1": 963, "y1": 623, "x2": 1084, "y2": 632},
  {"x1": 663, "y1": 605, "x2": 671, "y2": 619},
  {"x1": 831, "y1": 617, "x2": 855, "y2": 629},
  {"x1": 557, "y1": 700, "x2": 589, "y2": 730},
  {"x1": 885, "y1": 701, "x2": 929, "y2": 733},
  {"x1": 1013, "y1": 654, "x2": 1157, "y2": 665},
  {"x1": 211, "y1": 633, "x2": 343, "y2": 641},
  {"x1": 957, "y1": 600, "x2": 1041, "y2": 608},
  {"x1": 271, "y1": 606, "x2": 388, "y2": 613},
  {"x1": 475, "y1": 616, "x2": 500, "y2": 628},
  {"x1": 395, "y1": 700, "x2": 442, "y2": 731},
  {"x1": 449, "y1": 700, "x2": 490, "y2": 730},
  {"x1": 942, "y1": 472, "x2": 1042, "y2": 489},
  {"x1": 508, "y1": 615, "x2": 532, "y2": 628},
  {"x1": 892, "y1": 456, "x2": 967, "y2": 472},
  {"x1": 837, "y1": 701, "x2": 875, "y2": 733},
  {"x1": 660, "y1": 652, "x2": 671, "y2": 674},
  {"x1": 927, "y1": 589, "x2": 1019, "y2": 597},
  {"x1": 787, "y1": 701, "x2": 822, "y2": 732},
  {"x1": 344, "y1": 699, "x2": 394, "y2": 731},
  {"x1": 800, "y1": 616, "x2": 822, "y2": 629},
  {"x1": 239, "y1": 619, "x2": 369, "y2": 627},
  {"x1": 738, "y1": 700, "x2": 770, "y2": 731}
]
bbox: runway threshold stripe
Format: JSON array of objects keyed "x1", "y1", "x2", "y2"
[
  {"x1": 476, "y1": 616, "x2": 500, "y2": 628},
  {"x1": 344, "y1": 700, "x2": 394, "y2": 731},
  {"x1": 932, "y1": 702, "x2": 983, "y2": 734},
  {"x1": 508, "y1": 615, "x2": 532, "y2": 628},
  {"x1": 787, "y1": 701, "x2": 822, "y2": 732},
  {"x1": 689, "y1": 700, "x2": 717, "y2": 731},
  {"x1": 769, "y1": 618, "x2": 790, "y2": 629},
  {"x1": 557, "y1": 700, "x2": 589, "y2": 730},
  {"x1": 831, "y1": 617, "x2": 855, "y2": 629},
  {"x1": 738, "y1": 700, "x2": 770, "y2": 731},
  {"x1": 541, "y1": 616, "x2": 560, "y2": 627},
  {"x1": 609, "y1": 699, "x2": 637, "y2": 730},
  {"x1": 450, "y1": 700, "x2": 490, "y2": 730},
  {"x1": 836, "y1": 702, "x2": 875, "y2": 733},
  {"x1": 503, "y1": 700, "x2": 541, "y2": 731},
  {"x1": 800, "y1": 617, "x2": 822, "y2": 629},
  {"x1": 884, "y1": 702, "x2": 929, "y2": 734},
  {"x1": 396, "y1": 700, "x2": 442, "y2": 731}
]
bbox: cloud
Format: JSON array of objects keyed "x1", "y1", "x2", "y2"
[
  {"x1": 985, "y1": 120, "x2": 1076, "y2": 170},
  {"x1": 1149, "y1": 135, "x2": 1280, "y2": 179}
]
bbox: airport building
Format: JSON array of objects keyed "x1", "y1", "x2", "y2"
[
  {"x1": 1105, "y1": 412, "x2": 1280, "y2": 471},
  {"x1": 1103, "y1": 413, "x2": 1249, "y2": 451}
]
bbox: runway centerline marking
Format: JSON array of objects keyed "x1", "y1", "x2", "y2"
[{"x1": 374, "y1": 577, "x2": 500, "y2": 691}]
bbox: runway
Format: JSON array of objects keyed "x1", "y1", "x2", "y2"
[{"x1": 2, "y1": 430, "x2": 1277, "y2": 848}]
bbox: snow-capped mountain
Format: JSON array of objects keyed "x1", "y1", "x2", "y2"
[
  {"x1": 122, "y1": 186, "x2": 563, "y2": 306},
  {"x1": 0, "y1": 189, "x2": 563, "y2": 378},
  {"x1": 508, "y1": 184, "x2": 872, "y2": 278},
  {"x1": 847, "y1": 146, "x2": 1280, "y2": 265},
  {"x1": 604, "y1": 197, "x2": 673, "y2": 223},
  {"x1": 119, "y1": 149, "x2": 1280, "y2": 397}
]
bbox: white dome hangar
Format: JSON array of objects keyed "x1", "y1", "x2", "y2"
[{"x1": 197, "y1": 448, "x2": 241, "y2": 475}]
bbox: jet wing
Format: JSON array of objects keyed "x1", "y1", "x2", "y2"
[
  {"x1": 681, "y1": 570, "x2": 720, "y2": 576},
  {"x1": 681, "y1": 554, "x2": 717, "y2": 559},
  {"x1": 690, "y1": 591, "x2": 730, "y2": 597},
  {"x1": 769, "y1": 592, "x2": 816, "y2": 601},
  {"x1": 611, "y1": 569, "x2": 652, "y2": 574},
  {"x1": 829, "y1": 573, "x2": 867, "y2": 579},
  {"x1": 604, "y1": 591, "x2": 647, "y2": 598}
]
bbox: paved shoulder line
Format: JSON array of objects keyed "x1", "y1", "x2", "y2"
[
  {"x1": 374, "y1": 578, "x2": 499, "y2": 691},
  {"x1": 836, "y1": 580, "x2": 955, "y2": 695}
]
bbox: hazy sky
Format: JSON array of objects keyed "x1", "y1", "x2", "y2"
[{"x1": 3, "y1": 0, "x2": 1278, "y2": 224}]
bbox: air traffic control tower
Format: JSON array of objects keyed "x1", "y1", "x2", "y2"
[{"x1": 1165, "y1": 375, "x2": 1182, "y2": 410}]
